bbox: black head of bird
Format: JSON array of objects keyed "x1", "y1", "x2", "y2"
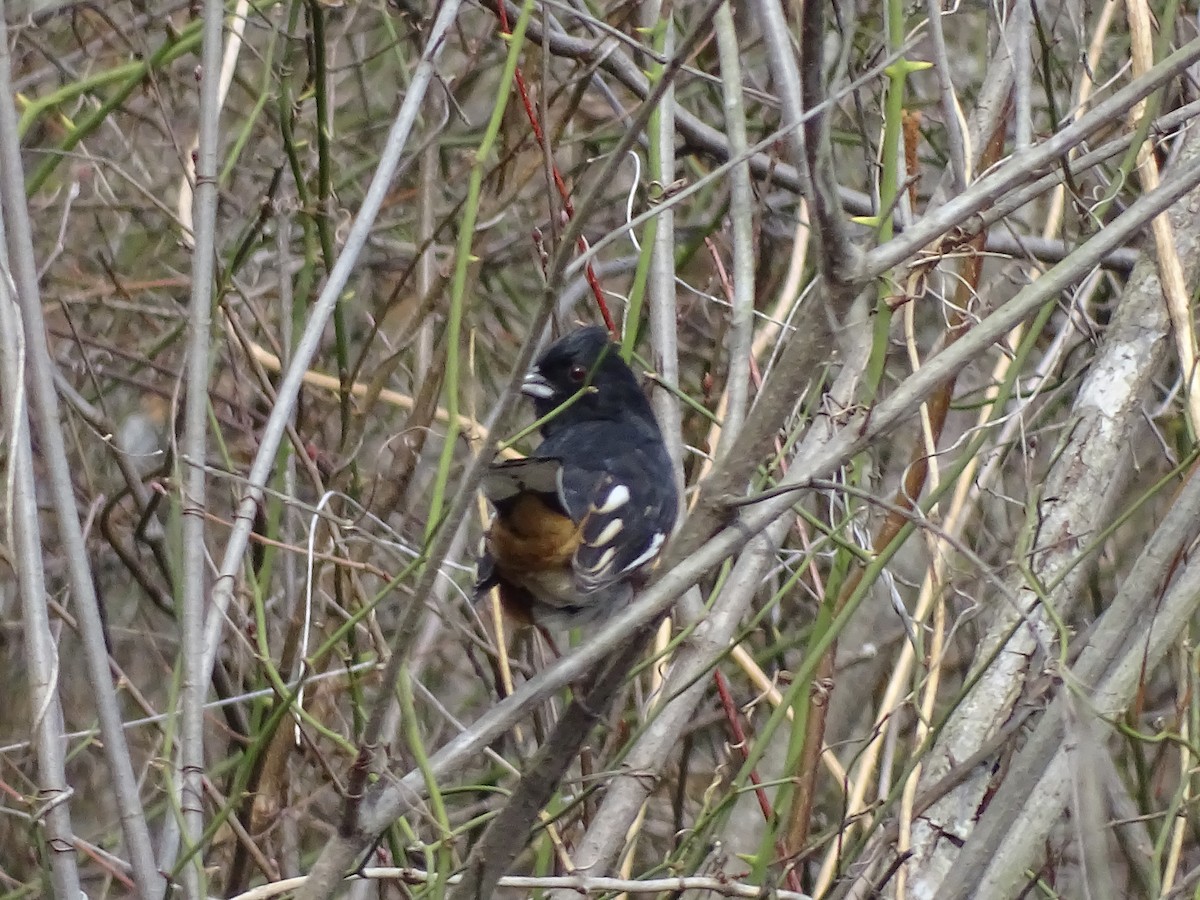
[{"x1": 520, "y1": 325, "x2": 660, "y2": 434}]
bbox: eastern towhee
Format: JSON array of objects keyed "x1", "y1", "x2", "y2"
[{"x1": 476, "y1": 326, "x2": 679, "y2": 630}]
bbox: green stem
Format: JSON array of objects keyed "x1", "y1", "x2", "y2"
[{"x1": 426, "y1": 0, "x2": 536, "y2": 542}]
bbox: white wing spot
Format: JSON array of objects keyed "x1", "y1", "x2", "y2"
[
  {"x1": 619, "y1": 532, "x2": 666, "y2": 574},
  {"x1": 591, "y1": 518, "x2": 624, "y2": 547},
  {"x1": 596, "y1": 484, "x2": 630, "y2": 513},
  {"x1": 584, "y1": 546, "x2": 617, "y2": 574}
]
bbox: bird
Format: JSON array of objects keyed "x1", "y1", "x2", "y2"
[{"x1": 476, "y1": 326, "x2": 679, "y2": 630}]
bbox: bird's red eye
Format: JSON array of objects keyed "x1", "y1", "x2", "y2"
[{"x1": 569, "y1": 364, "x2": 587, "y2": 382}]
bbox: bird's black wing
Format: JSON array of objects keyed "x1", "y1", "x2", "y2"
[{"x1": 535, "y1": 422, "x2": 678, "y2": 594}]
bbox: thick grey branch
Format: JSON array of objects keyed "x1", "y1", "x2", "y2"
[{"x1": 907, "y1": 118, "x2": 1200, "y2": 898}]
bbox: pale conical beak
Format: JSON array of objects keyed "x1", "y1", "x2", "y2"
[{"x1": 521, "y1": 370, "x2": 554, "y2": 399}]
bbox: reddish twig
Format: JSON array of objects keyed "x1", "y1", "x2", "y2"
[
  {"x1": 713, "y1": 669, "x2": 805, "y2": 894},
  {"x1": 713, "y1": 669, "x2": 772, "y2": 820},
  {"x1": 492, "y1": 0, "x2": 616, "y2": 336}
]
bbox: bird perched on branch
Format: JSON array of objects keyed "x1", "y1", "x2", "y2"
[{"x1": 476, "y1": 326, "x2": 678, "y2": 630}]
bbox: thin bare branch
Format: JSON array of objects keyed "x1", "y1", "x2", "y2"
[
  {"x1": 170, "y1": 0, "x2": 226, "y2": 890},
  {"x1": 0, "y1": 180, "x2": 82, "y2": 900},
  {"x1": 0, "y1": 6, "x2": 163, "y2": 895},
  {"x1": 713, "y1": 1, "x2": 754, "y2": 456}
]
